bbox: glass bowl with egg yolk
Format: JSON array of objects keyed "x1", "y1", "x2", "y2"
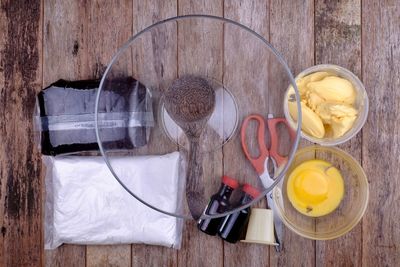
[{"x1": 272, "y1": 145, "x2": 369, "y2": 240}]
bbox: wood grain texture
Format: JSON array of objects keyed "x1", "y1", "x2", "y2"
[
  {"x1": 87, "y1": 245, "x2": 131, "y2": 267},
  {"x1": 0, "y1": 0, "x2": 43, "y2": 266},
  {"x1": 85, "y1": 1, "x2": 133, "y2": 266},
  {"x1": 362, "y1": 1, "x2": 400, "y2": 266},
  {"x1": 223, "y1": 1, "x2": 270, "y2": 266},
  {"x1": 1, "y1": 1, "x2": 400, "y2": 266},
  {"x1": 129, "y1": 1, "x2": 179, "y2": 267},
  {"x1": 43, "y1": 0, "x2": 89, "y2": 83},
  {"x1": 177, "y1": 1, "x2": 224, "y2": 267},
  {"x1": 45, "y1": 246, "x2": 86, "y2": 267},
  {"x1": 315, "y1": 1, "x2": 363, "y2": 266},
  {"x1": 131, "y1": 245, "x2": 177, "y2": 267},
  {"x1": 269, "y1": 1, "x2": 316, "y2": 266},
  {"x1": 87, "y1": 0, "x2": 133, "y2": 79},
  {"x1": 43, "y1": 0, "x2": 88, "y2": 265}
]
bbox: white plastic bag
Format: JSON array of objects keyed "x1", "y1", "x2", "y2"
[{"x1": 44, "y1": 152, "x2": 183, "y2": 249}]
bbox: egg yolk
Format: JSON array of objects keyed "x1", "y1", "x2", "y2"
[{"x1": 287, "y1": 159, "x2": 344, "y2": 217}]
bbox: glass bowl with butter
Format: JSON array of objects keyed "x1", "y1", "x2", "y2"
[
  {"x1": 284, "y1": 64, "x2": 369, "y2": 146},
  {"x1": 272, "y1": 145, "x2": 369, "y2": 240}
]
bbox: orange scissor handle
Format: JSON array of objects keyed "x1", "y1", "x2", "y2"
[
  {"x1": 240, "y1": 115, "x2": 269, "y2": 175},
  {"x1": 267, "y1": 117, "x2": 296, "y2": 167}
]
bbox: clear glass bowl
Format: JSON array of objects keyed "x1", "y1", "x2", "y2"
[
  {"x1": 95, "y1": 15, "x2": 302, "y2": 220},
  {"x1": 272, "y1": 145, "x2": 369, "y2": 240},
  {"x1": 284, "y1": 64, "x2": 369, "y2": 146}
]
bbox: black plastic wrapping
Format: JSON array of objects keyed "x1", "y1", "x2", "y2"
[{"x1": 35, "y1": 78, "x2": 153, "y2": 155}]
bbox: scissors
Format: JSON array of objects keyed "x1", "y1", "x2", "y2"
[{"x1": 240, "y1": 113, "x2": 295, "y2": 252}]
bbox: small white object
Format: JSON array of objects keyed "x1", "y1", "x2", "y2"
[
  {"x1": 241, "y1": 208, "x2": 278, "y2": 245},
  {"x1": 44, "y1": 152, "x2": 183, "y2": 249}
]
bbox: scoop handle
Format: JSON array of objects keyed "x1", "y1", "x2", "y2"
[{"x1": 186, "y1": 140, "x2": 205, "y2": 220}]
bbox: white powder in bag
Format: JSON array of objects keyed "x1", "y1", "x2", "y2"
[{"x1": 44, "y1": 152, "x2": 183, "y2": 249}]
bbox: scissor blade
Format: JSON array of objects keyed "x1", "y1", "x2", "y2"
[
  {"x1": 259, "y1": 160, "x2": 284, "y2": 252},
  {"x1": 259, "y1": 171, "x2": 273, "y2": 189},
  {"x1": 267, "y1": 192, "x2": 284, "y2": 252}
]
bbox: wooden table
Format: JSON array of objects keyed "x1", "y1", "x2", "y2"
[{"x1": 1, "y1": 0, "x2": 399, "y2": 266}]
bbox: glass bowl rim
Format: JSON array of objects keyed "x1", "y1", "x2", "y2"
[
  {"x1": 94, "y1": 14, "x2": 303, "y2": 220},
  {"x1": 273, "y1": 145, "x2": 369, "y2": 240}
]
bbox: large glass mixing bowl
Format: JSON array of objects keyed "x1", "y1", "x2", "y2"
[{"x1": 95, "y1": 15, "x2": 302, "y2": 220}]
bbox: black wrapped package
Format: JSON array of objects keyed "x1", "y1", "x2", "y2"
[{"x1": 35, "y1": 78, "x2": 153, "y2": 155}]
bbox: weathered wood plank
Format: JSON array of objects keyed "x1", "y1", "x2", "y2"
[
  {"x1": 223, "y1": 1, "x2": 270, "y2": 266},
  {"x1": 362, "y1": 1, "x2": 400, "y2": 266},
  {"x1": 314, "y1": 1, "x2": 363, "y2": 266},
  {"x1": 132, "y1": 245, "x2": 177, "y2": 267},
  {"x1": 85, "y1": 1, "x2": 133, "y2": 266},
  {"x1": 43, "y1": 0, "x2": 88, "y2": 265},
  {"x1": 269, "y1": 1, "x2": 316, "y2": 266},
  {"x1": 2, "y1": 1, "x2": 400, "y2": 266},
  {"x1": 87, "y1": 0, "x2": 133, "y2": 79},
  {"x1": 0, "y1": 0, "x2": 43, "y2": 266},
  {"x1": 130, "y1": 0, "x2": 179, "y2": 266},
  {"x1": 177, "y1": 1, "x2": 224, "y2": 266},
  {"x1": 43, "y1": 0, "x2": 89, "y2": 83},
  {"x1": 45, "y1": 246, "x2": 86, "y2": 267},
  {"x1": 87, "y1": 245, "x2": 131, "y2": 267}
]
